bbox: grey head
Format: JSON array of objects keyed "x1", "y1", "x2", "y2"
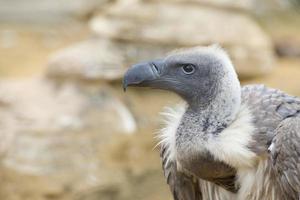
[{"x1": 123, "y1": 45, "x2": 241, "y2": 121}]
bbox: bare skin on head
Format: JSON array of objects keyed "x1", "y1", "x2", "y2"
[{"x1": 123, "y1": 45, "x2": 300, "y2": 200}]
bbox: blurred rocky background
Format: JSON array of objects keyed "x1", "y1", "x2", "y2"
[{"x1": 0, "y1": 0, "x2": 300, "y2": 199}]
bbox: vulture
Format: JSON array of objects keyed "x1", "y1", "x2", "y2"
[{"x1": 123, "y1": 45, "x2": 300, "y2": 200}]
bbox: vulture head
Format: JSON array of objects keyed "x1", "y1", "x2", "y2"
[{"x1": 123, "y1": 45, "x2": 241, "y2": 116}]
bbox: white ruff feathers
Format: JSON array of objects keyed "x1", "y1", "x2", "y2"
[
  {"x1": 157, "y1": 104, "x2": 186, "y2": 165},
  {"x1": 205, "y1": 104, "x2": 257, "y2": 168},
  {"x1": 158, "y1": 103, "x2": 277, "y2": 200},
  {"x1": 159, "y1": 103, "x2": 257, "y2": 168}
]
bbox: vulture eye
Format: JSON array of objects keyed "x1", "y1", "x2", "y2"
[{"x1": 182, "y1": 64, "x2": 195, "y2": 75}]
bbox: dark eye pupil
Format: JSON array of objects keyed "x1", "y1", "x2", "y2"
[{"x1": 182, "y1": 65, "x2": 195, "y2": 74}]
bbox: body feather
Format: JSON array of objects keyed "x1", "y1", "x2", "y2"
[{"x1": 160, "y1": 85, "x2": 300, "y2": 200}]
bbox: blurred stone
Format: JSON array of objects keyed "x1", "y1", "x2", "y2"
[
  {"x1": 0, "y1": 73, "x2": 139, "y2": 200},
  {"x1": 252, "y1": 0, "x2": 296, "y2": 13},
  {"x1": 275, "y1": 39, "x2": 300, "y2": 57},
  {"x1": 145, "y1": 0, "x2": 294, "y2": 13},
  {"x1": 0, "y1": 0, "x2": 109, "y2": 24},
  {"x1": 146, "y1": 0, "x2": 254, "y2": 10},
  {"x1": 0, "y1": 77, "x2": 136, "y2": 160},
  {"x1": 47, "y1": 39, "x2": 126, "y2": 81},
  {"x1": 0, "y1": 30, "x2": 18, "y2": 49},
  {"x1": 90, "y1": 1, "x2": 275, "y2": 78}
]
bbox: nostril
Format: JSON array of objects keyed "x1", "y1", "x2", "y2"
[{"x1": 151, "y1": 63, "x2": 160, "y2": 74}]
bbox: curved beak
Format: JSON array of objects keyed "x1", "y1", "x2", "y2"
[{"x1": 123, "y1": 59, "x2": 164, "y2": 91}]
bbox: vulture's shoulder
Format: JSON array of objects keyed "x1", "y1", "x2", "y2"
[
  {"x1": 241, "y1": 84, "x2": 300, "y2": 154},
  {"x1": 242, "y1": 85, "x2": 300, "y2": 199},
  {"x1": 269, "y1": 116, "x2": 300, "y2": 199},
  {"x1": 241, "y1": 84, "x2": 300, "y2": 121}
]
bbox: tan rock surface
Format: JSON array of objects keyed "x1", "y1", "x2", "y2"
[
  {"x1": 90, "y1": 1, "x2": 275, "y2": 78},
  {"x1": 0, "y1": 77, "x2": 136, "y2": 158},
  {"x1": 0, "y1": 0, "x2": 110, "y2": 24},
  {"x1": 47, "y1": 39, "x2": 126, "y2": 81},
  {"x1": 147, "y1": 0, "x2": 254, "y2": 10}
]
